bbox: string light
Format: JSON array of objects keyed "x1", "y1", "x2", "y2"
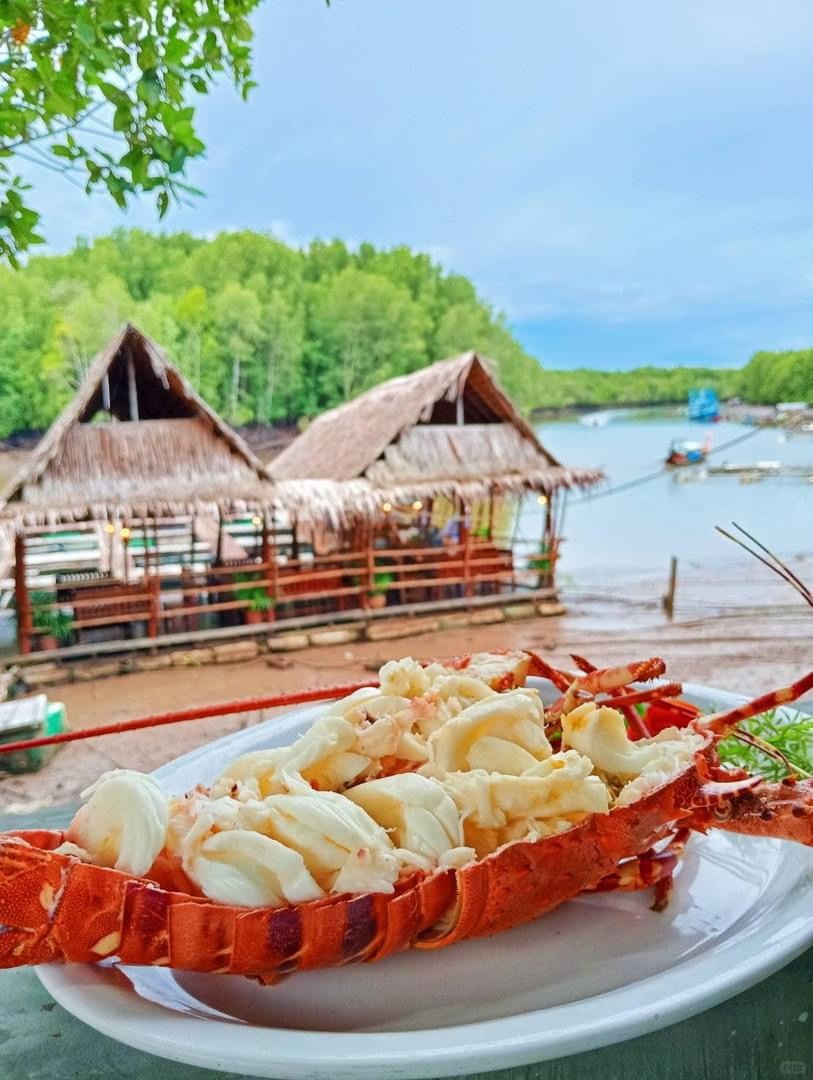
[
  {"x1": 537, "y1": 495, "x2": 548, "y2": 506},
  {"x1": 103, "y1": 522, "x2": 115, "y2": 535},
  {"x1": 412, "y1": 500, "x2": 423, "y2": 511},
  {"x1": 120, "y1": 526, "x2": 131, "y2": 540},
  {"x1": 251, "y1": 515, "x2": 262, "y2": 526},
  {"x1": 381, "y1": 502, "x2": 393, "y2": 513}
]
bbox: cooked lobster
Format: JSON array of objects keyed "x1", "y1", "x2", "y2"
[{"x1": 1, "y1": 650, "x2": 810, "y2": 983}]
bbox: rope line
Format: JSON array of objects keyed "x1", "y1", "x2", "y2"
[
  {"x1": 0, "y1": 680, "x2": 377, "y2": 757},
  {"x1": 569, "y1": 426, "x2": 764, "y2": 505}
]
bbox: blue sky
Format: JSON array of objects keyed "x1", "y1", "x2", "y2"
[{"x1": 24, "y1": 0, "x2": 813, "y2": 370}]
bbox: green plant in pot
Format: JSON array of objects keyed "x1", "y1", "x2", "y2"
[
  {"x1": 528, "y1": 543, "x2": 554, "y2": 587},
  {"x1": 235, "y1": 574, "x2": 276, "y2": 624},
  {"x1": 368, "y1": 572, "x2": 393, "y2": 609},
  {"x1": 30, "y1": 591, "x2": 74, "y2": 650}
]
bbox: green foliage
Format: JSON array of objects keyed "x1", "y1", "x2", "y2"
[
  {"x1": 29, "y1": 590, "x2": 74, "y2": 642},
  {"x1": 0, "y1": 0, "x2": 263, "y2": 264},
  {"x1": 234, "y1": 572, "x2": 275, "y2": 612},
  {"x1": 0, "y1": 228, "x2": 809, "y2": 440},
  {"x1": 370, "y1": 572, "x2": 394, "y2": 595},
  {"x1": 0, "y1": 229, "x2": 544, "y2": 436},
  {"x1": 525, "y1": 365, "x2": 743, "y2": 411},
  {"x1": 738, "y1": 349, "x2": 813, "y2": 404},
  {"x1": 718, "y1": 709, "x2": 813, "y2": 781}
]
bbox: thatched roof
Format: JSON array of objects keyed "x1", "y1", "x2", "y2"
[
  {"x1": 0, "y1": 324, "x2": 276, "y2": 525},
  {"x1": 271, "y1": 352, "x2": 603, "y2": 503}
]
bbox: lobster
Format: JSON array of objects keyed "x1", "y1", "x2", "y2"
[{"x1": 0, "y1": 651, "x2": 811, "y2": 984}]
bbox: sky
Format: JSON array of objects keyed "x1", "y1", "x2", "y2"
[{"x1": 22, "y1": 0, "x2": 813, "y2": 371}]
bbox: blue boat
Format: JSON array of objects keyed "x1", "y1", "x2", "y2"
[
  {"x1": 687, "y1": 388, "x2": 720, "y2": 422},
  {"x1": 665, "y1": 439, "x2": 708, "y2": 467}
]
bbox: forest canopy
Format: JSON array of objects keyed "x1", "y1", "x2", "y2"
[{"x1": 0, "y1": 229, "x2": 808, "y2": 440}]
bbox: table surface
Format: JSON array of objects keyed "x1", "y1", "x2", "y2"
[{"x1": 1, "y1": 812, "x2": 811, "y2": 1080}]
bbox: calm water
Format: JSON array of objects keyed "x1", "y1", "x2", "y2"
[{"x1": 521, "y1": 413, "x2": 813, "y2": 582}]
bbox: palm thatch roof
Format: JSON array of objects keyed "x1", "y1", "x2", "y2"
[
  {"x1": 0, "y1": 324, "x2": 277, "y2": 526},
  {"x1": 271, "y1": 352, "x2": 604, "y2": 504}
]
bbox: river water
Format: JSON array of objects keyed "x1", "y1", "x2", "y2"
[{"x1": 521, "y1": 413, "x2": 813, "y2": 586}]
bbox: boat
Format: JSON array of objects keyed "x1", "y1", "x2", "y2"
[
  {"x1": 687, "y1": 388, "x2": 720, "y2": 422},
  {"x1": 665, "y1": 439, "x2": 708, "y2": 467}
]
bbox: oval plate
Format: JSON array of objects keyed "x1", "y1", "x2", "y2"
[{"x1": 37, "y1": 680, "x2": 813, "y2": 1078}]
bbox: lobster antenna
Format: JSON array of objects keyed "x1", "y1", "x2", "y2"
[
  {"x1": 715, "y1": 525, "x2": 813, "y2": 607},
  {"x1": 731, "y1": 727, "x2": 807, "y2": 779},
  {"x1": 732, "y1": 522, "x2": 813, "y2": 602}
]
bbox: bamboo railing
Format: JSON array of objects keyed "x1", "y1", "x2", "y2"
[{"x1": 18, "y1": 540, "x2": 548, "y2": 653}]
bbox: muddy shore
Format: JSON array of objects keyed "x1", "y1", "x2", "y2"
[{"x1": 1, "y1": 557, "x2": 809, "y2": 814}]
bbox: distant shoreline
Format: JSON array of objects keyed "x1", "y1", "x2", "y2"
[
  {"x1": 530, "y1": 401, "x2": 813, "y2": 427},
  {"x1": 529, "y1": 401, "x2": 682, "y2": 420}
]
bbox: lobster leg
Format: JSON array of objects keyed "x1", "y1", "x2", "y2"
[
  {"x1": 568, "y1": 654, "x2": 654, "y2": 739},
  {"x1": 523, "y1": 651, "x2": 574, "y2": 692},
  {"x1": 700, "y1": 672, "x2": 813, "y2": 735},
  {"x1": 585, "y1": 829, "x2": 690, "y2": 911},
  {"x1": 548, "y1": 657, "x2": 667, "y2": 720}
]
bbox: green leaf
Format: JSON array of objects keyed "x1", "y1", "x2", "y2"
[
  {"x1": 168, "y1": 146, "x2": 187, "y2": 173},
  {"x1": 75, "y1": 11, "x2": 96, "y2": 46},
  {"x1": 99, "y1": 82, "x2": 125, "y2": 105},
  {"x1": 136, "y1": 71, "x2": 162, "y2": 108},
  {"x1": 165, "y1": 36, "x2": 190, "y2": 66},
  {"x1": 138, "y1": 38, "x2": 159, "y2": 72},
  {"x1": 157, "y1": 189, "x2": 169, "y2": 218},
  {"x1": 233, "y1": 18, "x2": 253, "y2": 42},
  {"x1": 113, "y1": 103, "x2": 132, "y2": 132},
  {"x1": 105, "y1": 175, "x2": 128, "y2": 209}
]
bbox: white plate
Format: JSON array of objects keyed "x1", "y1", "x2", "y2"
[{"x1": 37, "y1": 681, "x2": 813, "y2": 1078}]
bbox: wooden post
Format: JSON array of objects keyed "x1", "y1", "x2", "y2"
[
  {"x1": 14, "y1": 532, "x2": 31, "y2": 655},
  {"x1": 662, "y1": 556, "x2": 678, "y2": 619},
  {"x1": 261, "y1": 516, "x2": 272, "y2": 599},
  {"x1": 126, "y1": 345, "x2": 139, "y2": 421},
  {"x1": 188, "y1": 514, "x2": 196, "y2": 569},
  {"x1": 269, "y1": 512, "x2": 279, "y2": 608},
  {"x1": 462, "y1": 501, "x2": 473, "y2": 599},
  {"x1": 541, "y1": 492, "x2": 556, "y2": 589},
  {"x1": 364, "y1": 525, "x2": 374, "y2": 609},
  {"x1": 122, "y1": 527, "x2": 131, "y2": 584},
  {"x1": 487, "y1": 490, "x2": 495, "y2": 542},
  {"x1": 152, "y1": 517, "x2": 160, "y2": 578},
  {"x1": 215, "y1": 514, "x2": 224, "y2": 565},
  {"x1": 141, "y1": 519, "x2": 150, "y2": 576},
  {"x1": 148, "y1": 575, "x2": 160, "y2": 638}
]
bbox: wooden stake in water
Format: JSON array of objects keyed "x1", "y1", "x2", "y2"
[{"x1": 663, "y1": 555, "x2": 678, "y2": 619}]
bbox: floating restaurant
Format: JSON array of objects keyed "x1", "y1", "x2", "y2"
[{"x1": 0, "y1": 329, "x2": 603, "y2": 656}]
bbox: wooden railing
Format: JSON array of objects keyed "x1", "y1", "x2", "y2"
[{"x1": 19, "y1": 540, "x2": 547, "y2": 652}]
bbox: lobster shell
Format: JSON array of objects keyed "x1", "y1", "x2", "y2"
[{"x1": 0, "y1": 753, "x2": 705, "y2": 981}]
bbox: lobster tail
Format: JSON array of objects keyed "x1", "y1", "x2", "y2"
[
  {"x1": 0, "y1": 763, "x2": 704, "y2": 979},
  {"x1": 0, "y1": 833, "x2": 459, "y2": 979}
]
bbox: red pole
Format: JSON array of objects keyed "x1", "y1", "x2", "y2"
[{"x1": 0, "y1": 679, "x2": 378, "y2": 756}]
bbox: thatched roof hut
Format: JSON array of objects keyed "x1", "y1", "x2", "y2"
[
  {"x1": 0, "y1": 324, "x2": 278, "y2": 526},
  {"x1": 270, "y1": 352, "x2": 603, "y2": 506}
]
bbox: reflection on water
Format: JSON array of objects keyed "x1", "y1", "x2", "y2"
[{"x1": 524, "y1": 414, "x2": 813, "y2": 579}]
